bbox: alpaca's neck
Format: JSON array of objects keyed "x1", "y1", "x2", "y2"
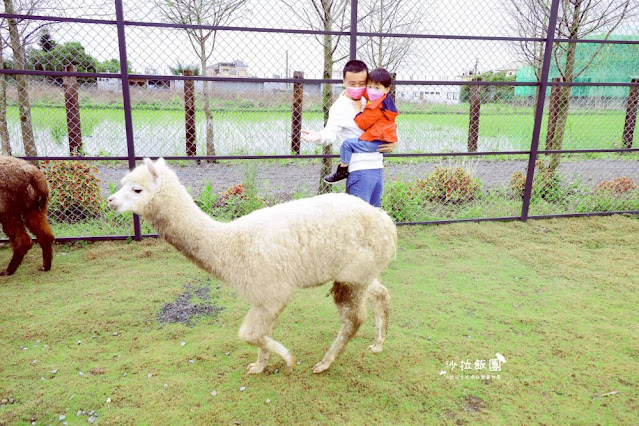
[{"x1": 145, "y1": 187, "x2": 228, "y2": 279}]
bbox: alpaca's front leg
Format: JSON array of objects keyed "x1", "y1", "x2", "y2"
[
  {"x1": 239, "y1": 305, "x2": 294, "y2": 374},
  {"x1": 247, "y1": 348, "x2": 270, "y2": 374}
]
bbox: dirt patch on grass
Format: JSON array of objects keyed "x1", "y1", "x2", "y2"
[
  {"x1": 464, "y1": 395, "x2": 486, "y2": 413},
  {"x1": 158, "y1": 279, "x2": 224, "y2": 326}
]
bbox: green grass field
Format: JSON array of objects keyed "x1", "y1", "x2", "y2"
[{"x1": 1, "y1": 215, "x2": 638, "y2": 424}]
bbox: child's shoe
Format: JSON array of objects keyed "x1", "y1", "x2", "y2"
[{"x1": 324, "y1": 165, "x2": 349, "y2": 184}]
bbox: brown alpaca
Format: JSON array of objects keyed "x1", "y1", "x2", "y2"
[{"x1": 0, "y1": 156, "x2": 55, "y2": 276}]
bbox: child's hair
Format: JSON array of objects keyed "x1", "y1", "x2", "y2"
[
  {"x1": 343, "y1": 60, "x2": 368, "y2": 78},
  {"x1": 368, "y1": 68, "x2": 392, "y2": 87}
]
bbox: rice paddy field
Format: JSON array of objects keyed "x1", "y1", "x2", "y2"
[{"x1": 4, "y1": 103, "x2": 635, "y2": 157}]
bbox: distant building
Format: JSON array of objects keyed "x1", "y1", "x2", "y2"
[
  {"x1": 97, "y1": 76, "x2": 170, "y2": 91},
  {"x1": 97, "y1": 76, "x2": 121, "y2": 91},
  {"x1": 206, "y1": 60, "x2": 249, "y2": 78},
  {"x1": 395, "y1": 85, "x2": 461, "y2": 104},
  {"x1": 494, "y1": 63, "x2": 522, "y2": 78}
]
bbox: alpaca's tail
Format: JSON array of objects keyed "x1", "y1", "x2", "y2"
[{"x1": 29, "y1": 171, "x2": 50, "y2": 211}]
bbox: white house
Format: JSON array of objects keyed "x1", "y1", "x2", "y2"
[{"x1": 396, "y1": 85, "x2": 461, "y2": 104}]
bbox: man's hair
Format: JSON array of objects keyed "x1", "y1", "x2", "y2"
[
  {"x1": 343, "y1": 60, "x2": 368, "y2": 78},
  {"x1": 368, "y1": 68, "x2": 392, "y2": 87}
]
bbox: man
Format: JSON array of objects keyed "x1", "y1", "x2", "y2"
[{"x1": 302, "y1": 60, "x2": 397, "y2": 207}]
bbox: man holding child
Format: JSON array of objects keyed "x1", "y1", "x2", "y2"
[{"x1": 302, "y1": 60, "x2": 398, "y2": 207}]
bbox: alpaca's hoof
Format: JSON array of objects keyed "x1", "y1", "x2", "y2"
[
  {"x1": 287, "y1": 355, "x2": 295, "y2": 370},
  {"x1": 0, "y1": 269, "x2": 10, "y2": 276},
  {"x1": 246, "y1": 363, "x2": 266, "y2": 374},
  {"x1": 368, "y1": 344, "x2": 383, "y2": 354},
  {"x1": 38, "y1": 266, "x2": 50, "y2": 272},
  {"x1": 312, "y1": 361, "x2": 331, "y2": 374}
]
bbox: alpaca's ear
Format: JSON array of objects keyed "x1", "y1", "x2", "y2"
[
  {"x1": 155, "y1": 157, "x2": 166, "y2": 168},
  {"x1": 145, "y1": 158, "x2": 160, "y2": 181}
]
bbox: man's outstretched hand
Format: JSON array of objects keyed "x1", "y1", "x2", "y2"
[
  {"x1": 301, "y1": 129, "x2": 321, "y2": 143},
  {"x1": 377, "y1": 142, "x2": 398, "y2": 152}
]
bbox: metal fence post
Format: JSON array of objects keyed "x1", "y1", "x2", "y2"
[
  {"x1": 350, "y1": 0, "x2": 358, "y2": 60},
  {"x1": 115, "y1": 0, "x2": 141, "y2": 241},
  {"x1": 468, "y1": 77, "x2": 482, "y2": 153},
  {"x1": 63, "y1": 64, "x2": 82, "y2": 156},
  {"x1": 183, "y1": 69, "x2": 197, "y2": 157},
  {"x1": 622, "y1": 78, "x2": 639, "y2": 149},
  {"x1": 291, "y1": 71, "x2": 304, "y2": 155},
  {"x1": 521, "y1": 0, "x2": 561, "y2": 221}
]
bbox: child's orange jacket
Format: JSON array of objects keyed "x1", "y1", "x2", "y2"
[{"x1": 354, "y1": 93, "x2": 399, "y2": 143}]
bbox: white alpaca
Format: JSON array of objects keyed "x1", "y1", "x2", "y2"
[{"x1": 108, "y1": 158, "x2": 396, "y2": 374}]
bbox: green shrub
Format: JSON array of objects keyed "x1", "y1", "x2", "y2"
[
  {"x1": 41, "y1": 160, "x2": 102, "y2": 222},
  {"x1": 415, "y1": 166, "x2": 481, "y2": 204},
  {"x1": 509, "y1": 160, "x2": 562, "y2": 202},
  {"x1": 382, "y1": 180, "x2": 417, "y2": 222},
  {"x1": 196, "y1": 166, "x2": 266, "y2": 221}
]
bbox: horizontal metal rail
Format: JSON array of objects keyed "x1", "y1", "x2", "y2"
[
  {"x1": 15, "y1": 147, "x2": 638, "y2": 163},
  {"x1": 2, "y1": 69, "x2": 637, "y2": 88},
  {"x1": 4, "y1": 13, "x2": 639, "y2": 46}
]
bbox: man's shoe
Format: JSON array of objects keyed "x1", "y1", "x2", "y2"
[{"x1": 324, "y1": 165, "x2": 349, "y2": 184}]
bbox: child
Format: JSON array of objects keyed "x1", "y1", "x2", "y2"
[{"x1": 324, "y1": 68, "x2": 399, "y2": 184}]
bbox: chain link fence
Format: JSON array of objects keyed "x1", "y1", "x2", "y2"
[{"x1": 1, "y1": 0, "x2": 638, "y2": 240}]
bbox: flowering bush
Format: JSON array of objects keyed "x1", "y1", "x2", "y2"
[
  {"x1": 214, "y1": 184, "x2": 246, "y2": 207},
  {"x1": 196, "y1": 177, "x2": 266, "y2": 221},
  {"x1": 595, "y1": 177, "x2": 638, "y2": 195},
  {"x1": 509, "y1": 160, "x2": 561, "y2": 201},
  {"x1": 414, "y1": 166, "x2": 481, "y2": 204},
  {"x1": 41, "y1": 160, "x2": 102, "y2": 222}
]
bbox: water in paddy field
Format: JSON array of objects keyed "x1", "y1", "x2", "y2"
[{"x1": 7, "y1": 116, "x2": 520, "y2": 157}]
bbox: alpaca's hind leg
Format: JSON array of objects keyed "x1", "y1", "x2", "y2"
[
  {"x1": 366, "y1": 278, "x2": 390, "y2": 353},
  {"x1": 246, "y1": 319, "x2": 277, "y2": 373},
  {"x1": 25, "y1": 208, "x2": 54, "y2": 272},
  {"x1": 239, "y1": 305, "x2": 293, "y2": 374},
  {"x1": 313, "y1": 282, "x2": 367, "y2": 374},
  {"x1": 1, "y1": 217, "x2": 33, "y2": 276}
]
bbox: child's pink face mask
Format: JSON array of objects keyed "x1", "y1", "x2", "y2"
[
  {"x1": 345, "y1": 86, "x2": 366, "y2": 99},
  {"x1": 367, "y1": 88, "x2": 385, "y2": 101}
]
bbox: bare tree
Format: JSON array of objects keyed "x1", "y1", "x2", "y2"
[
  {"x1": 0, "y1": 29, "x2": 11, "y2": 155},
  {"x1": 3, "y1": 0, "x2": 37, "y2": 157},
  {"x1": 358, "y1": 0, "x2": 424, "y2": 71},
  {"x1": 507, "y1": 0, "x2": 638, "y2": 170},
  {"x1": 155, "y1": 0, "x2": 249, "y2": 162},
  {"x1": 1, "y1": 0, "x2": 74, "y2": 157},
  {"x1": 279, "y1": 0, "x2": 353, "y2": 193},
  {"x1": 506, "y1": 0, "x2": 549, "y2": 81}
]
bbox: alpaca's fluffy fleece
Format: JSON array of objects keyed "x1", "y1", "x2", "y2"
[
  {"x1": 0, "y1": 156, "x2": 55, "y2": 276},
  {"x1": 109, "y1": 158, "x2": 396, "y2": 373}
]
